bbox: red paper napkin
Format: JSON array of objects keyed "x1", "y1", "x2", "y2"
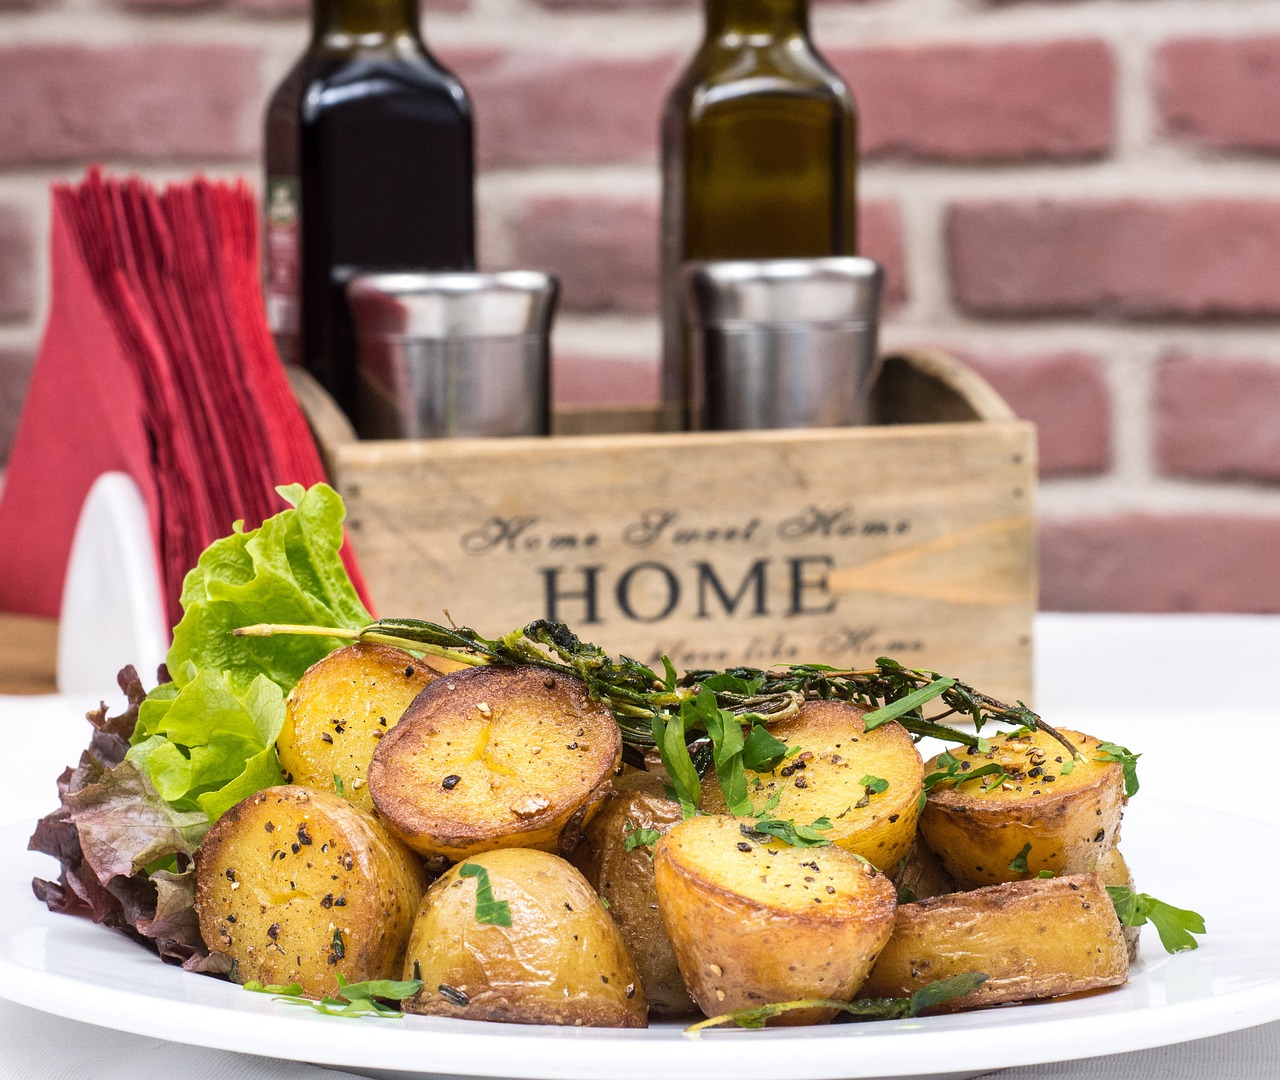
[{"x1": 0, "y1": 169, "x2": 370, "y2": 626}]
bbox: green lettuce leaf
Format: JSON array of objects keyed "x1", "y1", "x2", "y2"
[
  {"x1": 164, "y1": 483, "x2": 370, "y2": 695},
  {"x1": 127, "y1": 667, "x2": 286, "y2": 815}
]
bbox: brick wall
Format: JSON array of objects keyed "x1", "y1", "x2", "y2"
[{"x1": 1, "y1": 0, "x2": 1279, "y2": 613}]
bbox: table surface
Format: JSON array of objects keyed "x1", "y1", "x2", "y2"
[{"x1": 2, "y1": 611, "x2": 1278, "y2": 1080}]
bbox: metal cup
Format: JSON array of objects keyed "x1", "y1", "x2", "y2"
[
  {"x1": 346, "y1": 271, "x2": 558, "y2": 439},
  {"x1": 680, "y1": 257, "x2": 884, "y2": 431}
]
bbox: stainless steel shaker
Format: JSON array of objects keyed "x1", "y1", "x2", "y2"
[
  {"x1": 346, "y1": 271, "x2": 558, "y2": 439},
  {"x1": 680, "y1": 257, "x2": 884, "y2": 430}
]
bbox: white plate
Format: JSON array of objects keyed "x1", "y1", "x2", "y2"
[{"x1": 1, "y1": 800, "x2": 1277, "y2": 1080}]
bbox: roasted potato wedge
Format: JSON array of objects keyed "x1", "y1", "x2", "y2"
[
  {"x1": 700, "y1": 700, "x2": 924, "y2": 872},
  {"x1": 194, "y1": 785, "x2": 428, "y2": 997},
  {"x1": 572, "y1": 768, "x2": 697, "y2": 1017},
  {"x1": 860, "y1": 873, "x2": 1129, "y2": 1009},
  {"x1": 402, "y1": 847, "x2": 647, "y2": 1027},
  {"x1": 368, "y1": 665, "x2": 621, "y2": 861},
  {"x1": 919, "y1": 728, "x2": 1125, "y2": 889},
  {"x1": 277, "y1": 642, "x2": 436, "y2": 811},
  {"x1": 654, "y1": 814, "x2": 897, "y2": 1025}
]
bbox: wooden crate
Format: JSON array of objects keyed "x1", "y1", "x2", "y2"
[{"x1": 292, "y1": 349, "x2": 1037, "y2": 704}]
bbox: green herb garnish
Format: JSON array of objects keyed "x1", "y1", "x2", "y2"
[
  {"x1": 742, "y1": 817, "x2": 833, "y2": 848},
  {"x1": 1107, "y1": 886, "x2": 1205, "y2": 953},
  {"x1": 623, "y1": 820, "x2": 662, "y2": 855},
  {"x1": 859, "y1": 775, "x2": 890, "y2": 795},
  {"x1": 1008, "y1": 843, "x2": 1032, "y2": 874},
  {"x1": 333, "y1": 774, "x2": 344, "y2": 797},
  {"x1": 685, "y1": 972, "x2": 989, "y2": 1031},
  {"x1": 1097, "y1": 742, "x2": 1141, "y2": 797},
  {"x1": 459, "y1": 862, "x2": 513, "y2": 926},
  {"x1": 244, "y1": 974, "x2": 422, "y2": 1018}
]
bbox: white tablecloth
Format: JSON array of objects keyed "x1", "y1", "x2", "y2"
[{"x1": 2, "y1": 613, "x2": 1278, "y2": 1080}]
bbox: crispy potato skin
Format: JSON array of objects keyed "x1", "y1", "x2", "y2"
[
  {"x1": 699, "y1": 700, "x2": 923, "y2": 872},
  {"x1": 1094, "y1": 847, "x2": 1141, "y2": 960},
  {"x1": 194, "y1": 785, "x2": 428, "y2": 998},
  {"x1": 920, "y1": 729, "x2": 1125, "y2": 889},
  {"x1": 277, "y1": 643, "x2": 436, "y2": 811},
  {"x1": 402, "y1": 847, "x2": 647, "y2": 1027},
  {"x1": 860, "y1": 873, "x2": 1129, "y2": 1009},
  {"x1": 368, "y1": 665, "x2": 621, "y2": 861},
  {"x1": 654, "y1": 814, "x2": 897, "y2": 1025},
  {"x1": 571, "y1": 769, "x2": 698, "y2": 1018}
]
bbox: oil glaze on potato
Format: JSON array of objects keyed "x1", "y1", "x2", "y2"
[
  {"x1": 571, "y1": 769, "x2": 697, "y2": 1017},
  {"x1": 194, "y1": 785, "x2": 428, "y2": 998},
  {"x1": 860, "y1": 873, "x2": 1129, "y2": 1009},
  {"x1": 402, "y1": 847, "x2": 647, "y2": 1027},
  {"x1": 654, "y1": 814, "x2": 897, "y2": 1025},
  {"x1": 700, "y1": 700, "x2": 924, "y2": 871},
  {"x1": 368, "y1": 665, "x2": 621, "y2": 861},
  {"x1": 277, "y1": 643, "x2": 436, "y2": 811},
  {"x1": 919, "y1": 728, "x2": 1125, "y2": 889}
]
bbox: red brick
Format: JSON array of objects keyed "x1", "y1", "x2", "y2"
[
  {"x1": 0, "y1": 45, "x2": 262, "y2": 165},
  {"x1": 0, "y1": 208, "x2": 34, "y2": 322},
  {"x1": 859, "y1": 200, "x2": 906, "y2": 308},
  {"x1": 1040, "y1": 515, "x2": 1280, "y2": 613},
  {"x1": 0, "y1": 349, "x2": 34, "y2": 464},
  {"x1": 449, "y1": 50, "x2": 682, "y2": 168},
  {"x1": 533, "y1": 0, "x2": 690, "y2": 8},
  {"x1": 1158, "y1": 37, "x2": 1280, "y2": 153},
  {"x1": 829, "y1": 41, "x2": 1114, "y2": 162},
  {"x1": 1156, "y1": 353, "x2": 1280, "y2": 481},
  {"x1": 948, "y1": 199, "x2": 1280, "y2": 318},
  {"x1": 554, "y1": 355, "x2": 659, "y2": 407},
  {"x1": 512, "y1": 195, "x2": 658, "y2": 315},
  {"x1": 233, "y1": 0, "x2": 470, "y2": 13},
  {"x1": 960, "y1": 351, "x2": 1111, "y2": 476}
]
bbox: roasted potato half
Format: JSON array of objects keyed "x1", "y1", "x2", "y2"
[
  {"x1": 892, "y1": 836, "x2": 956, "y2": 904},
  {"x1": 194, "y1": 785, "x2": 428, "y2": 998},
  {"x1": 700, "y1": 700, "x2": 924, "y2": 872},
  {"x1": 572, "y1": 768, "x2": 697, "y2": 1018},
  {"x1": 1094, "y1": 846, "x2": 1141, "y2": 960},
  {"x1": 402, "y1": 847, "x2": 647, "y2": 1027},
  {"x1": 919, "y1": 728, "x2": 1125, "y2": 889},
  {"x1": 654, "y1": 814, "x2": 897, "y2": 1025},
  {"x1": 368, "y1": 665, "x2": 621, "y2": 861},
  {"x1": 277, "y1": 642, "x2": 437, "y2": 811},
  {"x1": 860, "y1": 873, "x2": 1129, "y2": 1009}
]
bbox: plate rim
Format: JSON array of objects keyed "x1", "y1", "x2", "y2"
[{"x1": 2, "y1": 802, "x2": 1279, "y2": 1080}]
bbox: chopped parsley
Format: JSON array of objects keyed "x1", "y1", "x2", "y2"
[
  {"x1": 244, "y1": 973, "x2": 422, "y2": 1017},
  {"x1": 1096, "y1": 743, "x2": 1141, "y2": 797},
  {"x1": 622, "y1": 819, "x2": 661, "y2": 856},
  {"x1": 1008, "y1": 843, "x2": 1032, "y2": 874},
  {"x1": 685, "y1": 972, "x2": 988, "y2": 1031},
  {"x1": 459, "y1": 862, "x2": 513, "y2": 926}
]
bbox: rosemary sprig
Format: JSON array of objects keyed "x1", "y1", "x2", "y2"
[{"x1": 235, "y1": 617, "x2": 1064, "y2": 756}]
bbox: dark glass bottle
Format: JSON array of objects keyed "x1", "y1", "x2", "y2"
[
  {"x1": 660, "y1": 0, "x2": 857, "y2": 429},
  {"x1": 264, "y1": 0, "x2": 475, "y2": 417}
]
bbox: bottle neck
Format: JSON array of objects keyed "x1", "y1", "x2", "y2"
[
  {"x1": 311, "y1": 0, "x2": 422, "y2": 45},
  {"x1": 704, "y1": 0, "x2": 809, "y2": 39}
]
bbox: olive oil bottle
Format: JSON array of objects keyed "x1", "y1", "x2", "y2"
[
  {"x1": 265, "y1": 0, "x2": 475, "y2": 416},
  {"x1": 660, "y1": 0, "x2": 857, "y2": 429}
]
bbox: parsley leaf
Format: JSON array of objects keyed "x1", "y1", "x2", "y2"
[
  {"x1": 244, "y1": 974, "x2": 422, "y2": 1018},
  {"x1": 1008, "y1": 843, "x2": 1031, "y2": 874},
  {"x1": 922, "y1": 751, "x2": 1006, "y2": 794},
  {"x1": 685, "y1": 972, "x2": 988, "y2": 1031},
  {"x1": 459, "y1": 862, "x2": 513, "y2": 926},
  {"x1": 859, "y1": 775, "x2": 890, "y2": 795},
  {"x1": 622, "y1": 819, "x2": 661, "y2": 855},
  {"x1": 742, "y1": 725, "x2": 791, "y2": 774},
  {"x1": 1107, "y1": 885, "x2": 1205, "y2": 953},
  {"x1": 743, "y1": 817, "x2": 832, "y2": 848},
  {"x1": 1096, "y1": 743, "x2": 1141, "y2": 797}
]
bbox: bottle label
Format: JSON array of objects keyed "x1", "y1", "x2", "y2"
[{"x1": 265, "y1": 176, "x2": 301, "y2": 365}]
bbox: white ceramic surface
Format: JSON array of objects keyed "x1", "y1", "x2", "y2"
[{"x1": 3, "y1": 797, "x2": 1276, "y2": 1080}]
